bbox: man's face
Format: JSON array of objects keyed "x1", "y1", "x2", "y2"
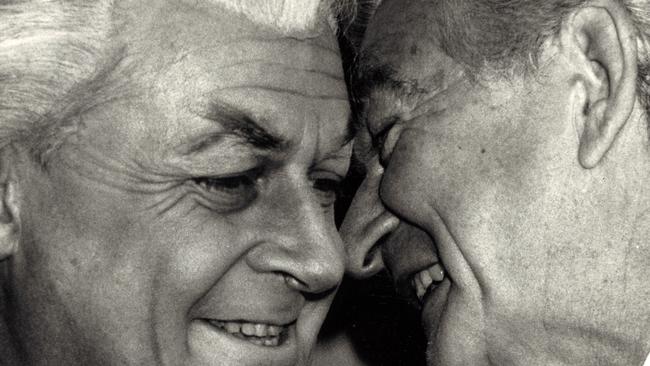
[
  {"x1": 352, "y1": 0, "x2": 649, "y2": 365},
  {"x1": 4, "y1": 1, "x2": 351, "y2": 365}
]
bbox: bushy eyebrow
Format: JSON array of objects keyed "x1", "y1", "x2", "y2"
[
  {"x1": 181, "y1": 102, "x2": 290, "y2": 156},
  {"x1": 350, "y1": 48, "x2": 431, "y2": 134},
  {"x1": 351, "y1": 55, "x2": 402, "y2": 102},
  {"x1": 181, "y1": 101, "x2": 355, "y2": 157}
]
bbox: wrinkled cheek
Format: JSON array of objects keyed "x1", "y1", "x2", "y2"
[
  {"x1": 426, "y1": 286, "x2": 491, "y2": 366},
  {"x1": 379, "y1": 130, "x2": 455, "y2": 226}
]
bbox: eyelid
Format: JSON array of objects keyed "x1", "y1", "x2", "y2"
[
  {"x1": 188, "y1": 167, "x2": 265, "y2": 212},
  {"x1": 309, "y1": 170, "x2": 344, "y2": 208}
]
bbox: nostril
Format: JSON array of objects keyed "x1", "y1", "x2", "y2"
[
  {"x1": 283, "y1": 274, "x2": 308, "y2": 292},
  {"x1": 348, "y1": 240, "x2": 385, "y2": 280},
  {"x1": 362, "y1": 247, "x2": 379, "y2": 268},
  {"x1": 282, "y1": 272, "x2": 338, "y2": 300},
  {"x1": 362, "y1": 234, "x2": 388, "y2": 268}
]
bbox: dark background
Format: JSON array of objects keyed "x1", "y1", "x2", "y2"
[
  {"x1": 320, "y1": 102, "x2": 427, "y2": 365},
  {"x1": 314, "y1": 20, "x2": 428, "y2": 366},
  {"x1": 317, "y1": 158, "x2": 427, "y2": 366}
]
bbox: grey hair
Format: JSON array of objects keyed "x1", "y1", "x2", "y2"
[
  {"x1": 428, "y1": 0, "x2": 650, "y2": 120},
  {"x1": 0, "y1": 0, "x2": 358, "y2": 163},
  {"x1": 0, "y1": 0, "x2": 120, "y2": 162}
]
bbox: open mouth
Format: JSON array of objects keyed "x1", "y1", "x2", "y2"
[
  {"x1": 205, "y1": 319, "x2": 291, "y2": 347},
  {"x1": 410, "y1": 263, "x2": 446, "y2": 304},
  {"x1": 410, "y1": 263, "x2": 446, "y2": 305}
]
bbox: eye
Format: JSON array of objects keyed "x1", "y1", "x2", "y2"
[
  {"x1": 192, "y1": 170, "x2": 260, "y2": 211},
  {"x1": 311, "y1": 175, "x2": 342, "y2": 208}
]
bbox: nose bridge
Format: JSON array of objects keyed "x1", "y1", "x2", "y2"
[{"x1": 247, "y1": 175, "x2": 344, "y2": 295}]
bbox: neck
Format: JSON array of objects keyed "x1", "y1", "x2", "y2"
[{"x1": 602, "y1": 108, "x2": 650, "y2": 363}]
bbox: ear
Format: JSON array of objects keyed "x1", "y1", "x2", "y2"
[
  {"x1": 0, "y1": 146, "x2": 20, "y2": 261},
  {"x1": 561, "y1": 0, "x2": 638, "y2": 169}
]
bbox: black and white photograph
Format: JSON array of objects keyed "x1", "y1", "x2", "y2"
[{"x1": 0, "y1": 0, "x2": 649, "y2": 365}]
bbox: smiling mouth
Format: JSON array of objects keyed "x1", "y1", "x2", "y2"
[
  {"x1": 411, "y1": 263, "x2": 446, "y2": 304},
  {"x1": 206, "y1": 319, "x2": 290, "y2": 347}
]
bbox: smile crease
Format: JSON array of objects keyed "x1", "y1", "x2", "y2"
[
  {"x1": 411, "y1": 263, "x2": 445, "y2": 303},
  {"x1": 208, "y1": 320, "x2": 287, "y2": 347}
]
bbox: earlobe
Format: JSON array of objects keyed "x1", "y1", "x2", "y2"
[{"x1": 562, "y1": 0, "x2": 639, "y2": 169}]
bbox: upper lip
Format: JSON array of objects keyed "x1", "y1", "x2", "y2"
[
  {"x1": 197, "y1": 311, "x2": 299, "y2": 330},
  {"x1": 202, "y1": 317, "x2": 296, "y2": 330},
  {"x1": 191, "y1": 293, "x2": 303, "y2": 329},
  {"x1": 381, "y1": 221, "x2": 444, "y2": 304}
]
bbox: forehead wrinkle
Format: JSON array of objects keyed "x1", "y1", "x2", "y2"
[
  {"x1": 174, "y1": 0, "x2": 337, "y2": 40},
  {"x1": 187, "y1": 37, "x2": 344, "y2": 77},
  {"x1": 212, "y1": 61, "x2": 344, "y2": 82},
  {"x1": 216, "y1": 85, "x2": 347, "y2": 101},
  {"x1": 187, "y1": 36, "x2": 341, "y2": 59},
  {"x1": 169, "y1": 40, "x2": 346, "y2": 99}
]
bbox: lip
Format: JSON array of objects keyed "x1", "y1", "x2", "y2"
[
  {"x1": 188, "y1": 319, "x2": 299, "y2": 366},
  {"x1": 420, "y1": 276, "x2": 451, "y2": 334},
  {"x1": 205, "y1": 318, "x2": 293, "y2": 347},
  {"x1": 381, "y1": 220, "x2": 458, "y2": 326},
  {"x1": 382, "y1": 222, "x2": 440, "y2": 284}
]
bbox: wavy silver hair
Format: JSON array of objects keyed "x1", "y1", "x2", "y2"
[{"x1": 0, "y1": 0, "x2": 358, "y2": 163}]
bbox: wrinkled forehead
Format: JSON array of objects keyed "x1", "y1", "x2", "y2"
[{"x1": 207, "y1": 0, "x2": 337, "y2": 37}]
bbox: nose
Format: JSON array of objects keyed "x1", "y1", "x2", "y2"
[
  {"x1": 246, "y1": 176, "x2": 344, "y2": 296},
  {"x1": 342, "y1": 158, "x2": 399, "y2": 279}
]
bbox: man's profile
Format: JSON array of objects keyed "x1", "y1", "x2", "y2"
[
  {"x1": 0, "y1": 0, "x2": 355, "y2": 365},
  {"x1": 344, "y1": 0, "x2": 650, "y2": 365}
]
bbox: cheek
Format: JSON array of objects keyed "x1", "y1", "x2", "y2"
[
  {"x1": 380, "y1": 127, "x2": 490, "y2": 224},
  {"x1": 153, "y1": 215, "x2": 247, "y2": 303},
  {"x1": 17, "y1": 163, "x2": 247, "y2": 319},
  {"x1": 380, "y1": 124, "x2": 549, "y2": 236}
]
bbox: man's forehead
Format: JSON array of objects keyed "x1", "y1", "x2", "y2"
[{"x1": 204, "y1": 0, "x2": 337, "y2": 37}]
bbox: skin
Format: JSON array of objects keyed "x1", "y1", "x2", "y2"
[
  {"x1": 0, "y1": 1, "x2": 352, "y2": 365},
  {"x1": 344, "y1": 0, "x2": 650, "y2": 365}
]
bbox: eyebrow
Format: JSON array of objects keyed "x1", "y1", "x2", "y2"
[
  {"x1": 183, "y1": 102, "x2": 355, "y2": 156},
  {"x1": 352, "y1": 59, "x2": 402, "y2": 101},
  {"x1": 182, "y1": 102, "x2": 289, "y2": 156},
  {"x1": 350, "y1": 49, "x2": 431, "y2": 130}
]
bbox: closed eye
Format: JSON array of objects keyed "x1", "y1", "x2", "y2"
[
  {"x1": 311, "y1": 175, "x2": 343, "y2": 208},
  {"x1": 191, "y1": 167, "x2": 263, "y2": 211}
]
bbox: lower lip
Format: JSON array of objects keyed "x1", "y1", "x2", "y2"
[{"x1": 188, "y1": 320, "x2": 298, "y2": 366}]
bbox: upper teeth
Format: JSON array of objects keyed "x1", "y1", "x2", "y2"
[
  {"x1": 209, "y1": 320, "x2": 286, "y2": 347},
  {"x1": 412, "y1": 263, "x2": 445, "y2": 302}
]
